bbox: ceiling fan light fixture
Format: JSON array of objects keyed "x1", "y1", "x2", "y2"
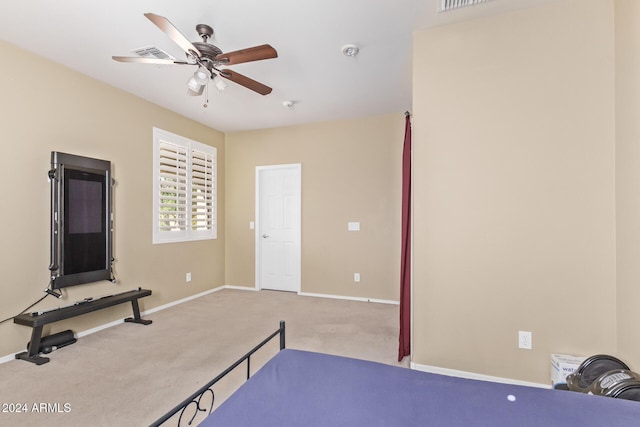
[
  {"x1": 193, "y1": 67, "x2": 210, "y2": 85},
  {"x1": 213, "y1": 75, "x2": 228, "y2": 92},
  {"x1": 186, "y1": 76, "x2": 205, "y2": 95},
  {"x1": 186, "y1": 76, "x2": 200, "y2": 91},
  {"x1": 186, "y1": 86, "x2": 205, "y2": 96}
]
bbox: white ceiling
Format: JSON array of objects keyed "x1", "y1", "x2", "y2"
[{"x1": 0, "y1": 0, "x2": 551, "y2": 132}]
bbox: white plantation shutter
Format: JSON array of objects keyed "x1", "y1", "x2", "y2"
[
  {"x1": 190, "y1": 147, "x2": 215, "y2": 232},
  {"x1": 153, "y1": 128, "x2": 217, "y2": 243},
  {"x1": 158, "y1": 141, "x2": 188, "y2": 232},
  {"x1": 439, "y1": 0, "x2": 493, "y2": 12}
]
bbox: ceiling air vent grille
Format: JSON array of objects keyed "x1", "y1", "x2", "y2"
[
  {"x1": 131, "y1": 46, "x2": 176, "y2": 60},
  {"x1": 440, "y1": 0, "x2": 494, "y2": 12}
]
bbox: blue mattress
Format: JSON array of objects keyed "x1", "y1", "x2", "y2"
[{"x1": 201, "y1": 349, "x2": 640, "y2": 426}]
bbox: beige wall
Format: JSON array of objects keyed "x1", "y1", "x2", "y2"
[
  {"x1": 0, "y1": 38, "x2": 403, "y2": 360},
  {"x1": 412, "y1": 0, "x2": 617, "y2": 383},
  {"x1": 615, "y1": 0, "x2": 640, "y2": 363},
  {"x1": 4, "y1": 0, "x2": 638, "y2": 387},
  {"x1": 0, "y1": 40, "x2": 225, "y2": 357},
  {"x1": 225, "y1": 115, "x2": 403, "y2": 302}
]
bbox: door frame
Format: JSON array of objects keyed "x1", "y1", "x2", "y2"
[{"x1": 255, "y1": 163, "x2": 302, "y2": 292}]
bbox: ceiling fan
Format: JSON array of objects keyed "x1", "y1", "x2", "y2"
[{"x1": 113, "y1": 13, "x2": 277, "y2": 97}]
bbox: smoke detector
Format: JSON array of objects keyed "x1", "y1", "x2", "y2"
[{"x1": 341, "y1": 44, "x2": 359, "y2": 57}]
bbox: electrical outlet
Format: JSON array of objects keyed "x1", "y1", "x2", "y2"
[
  {"x1": 354, "y1": 273, "x2": 360, "y2": 282},
  {"x1": 518, "y1": 331, "x2": 532, "y2": 350},
  {"x1": 186, "y1": 272, "x2": 192, "y2": 283}
]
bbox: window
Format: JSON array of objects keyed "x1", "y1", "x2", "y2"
[{"x1": 152, "y1": 128, "x2": 216, "y2": 244}]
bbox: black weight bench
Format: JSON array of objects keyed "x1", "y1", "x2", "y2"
[{"x1": 13, "y1": 288, "x2": 152, "y2": 365}]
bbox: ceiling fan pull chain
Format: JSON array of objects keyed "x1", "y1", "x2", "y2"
[{"x1": 203, "y1": 83, "x2": 209, "y2": 108}]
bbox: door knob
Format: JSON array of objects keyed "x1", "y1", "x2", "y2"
[{"x1": 262, "y1": 234, "x2": 269, "y2": 238}]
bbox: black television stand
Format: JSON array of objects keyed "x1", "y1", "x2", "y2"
[{"x1": 13, "y1": 288, "x2": 152, "y2": 365}]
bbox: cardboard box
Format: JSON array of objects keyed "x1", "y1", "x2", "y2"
[{"x1": 551, "y1": 354, "x2": 585, "y2": 386}]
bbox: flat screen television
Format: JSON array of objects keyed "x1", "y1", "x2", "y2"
[{"x1": 49, "y1": 152, "x2": 113, "y2": 290}]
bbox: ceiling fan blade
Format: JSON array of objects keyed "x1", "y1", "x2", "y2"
[
  {"x1": 215, "y1": 44, "x2": 278, "y2": 65},
  {"x1": 112, "y1": 56, "x2": 189, "y2": 65},
  {"x1": 144, "y1": 13, "x2": 201, "y2": 58},
  {"x1": 219, "y1": 70, "x2": 272, "y2": 95}
]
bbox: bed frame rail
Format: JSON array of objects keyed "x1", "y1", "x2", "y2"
[{"x1": 150, "y1": 321, "x2": 286, "y2": 427}]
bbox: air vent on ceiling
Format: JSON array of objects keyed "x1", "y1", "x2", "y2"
[
  {"x1": 440, "y1": 0, "x2": 494, "y2": 12},
  {"x1": 130, "y1": 46, "x2": 176, "y2": 60}
]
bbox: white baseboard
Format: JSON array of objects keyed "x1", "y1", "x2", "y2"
[
  {"x1": 0, "y1": 353, "x2": 16, "y2": 364},
  {"x1": 142, "y1": 286, "x2": 225, "y2": 316},
  {"x1": 224, "y1": 285, "x2": 259, "y2": 292},
  {"x1": 222, "y1": 285, "x2": 394, "y2": 304},
  {"x1": 411, "y1": 362, "x2": 550, "y2": 389},
  {"x1": 297, "y1": 291, "x2": 399, "y2": 305},
  {"x1": 76, "y1": 318, "x2": 126, "y2": 339},
  {"x1": 1, "y1": 286, "x2": 396, "y2": 364},
  {"x1": 0, "y1": 285, "x2": 231, "y2": 364},
  {"x1": 76, "y1": 287, "x2": 228, "y2": 337}
]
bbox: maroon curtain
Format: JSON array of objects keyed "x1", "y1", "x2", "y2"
[{"x1": 398, "y1": 112, "x2": 412, "y2": 361}]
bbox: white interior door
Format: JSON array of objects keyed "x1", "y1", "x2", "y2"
[{"x1": 256, "y1": 164, "x2": 301, "y2": 292}]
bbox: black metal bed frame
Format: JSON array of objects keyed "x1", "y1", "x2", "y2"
[{"x1": 150, "y1": 321, "x2": 286, "y2": 427}]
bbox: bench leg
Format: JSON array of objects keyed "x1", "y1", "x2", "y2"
[
  {"x1": 15, "y1": 326, "x2": 50, "y2": 365},
  {"x1": 124, "y1": 299, "x2": 152, "y2": 325}
]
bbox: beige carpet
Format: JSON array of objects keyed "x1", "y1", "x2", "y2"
[{"x1": 0, "y1": 289, "x2": 405, "y2": 426}]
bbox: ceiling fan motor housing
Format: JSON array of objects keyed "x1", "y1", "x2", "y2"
[
  {"x1": 193, "y1": 42, "x2": 223, "y2": 60},
  {"x1": 192, "y1": 24, "x2": 223, "y2": 64}
]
